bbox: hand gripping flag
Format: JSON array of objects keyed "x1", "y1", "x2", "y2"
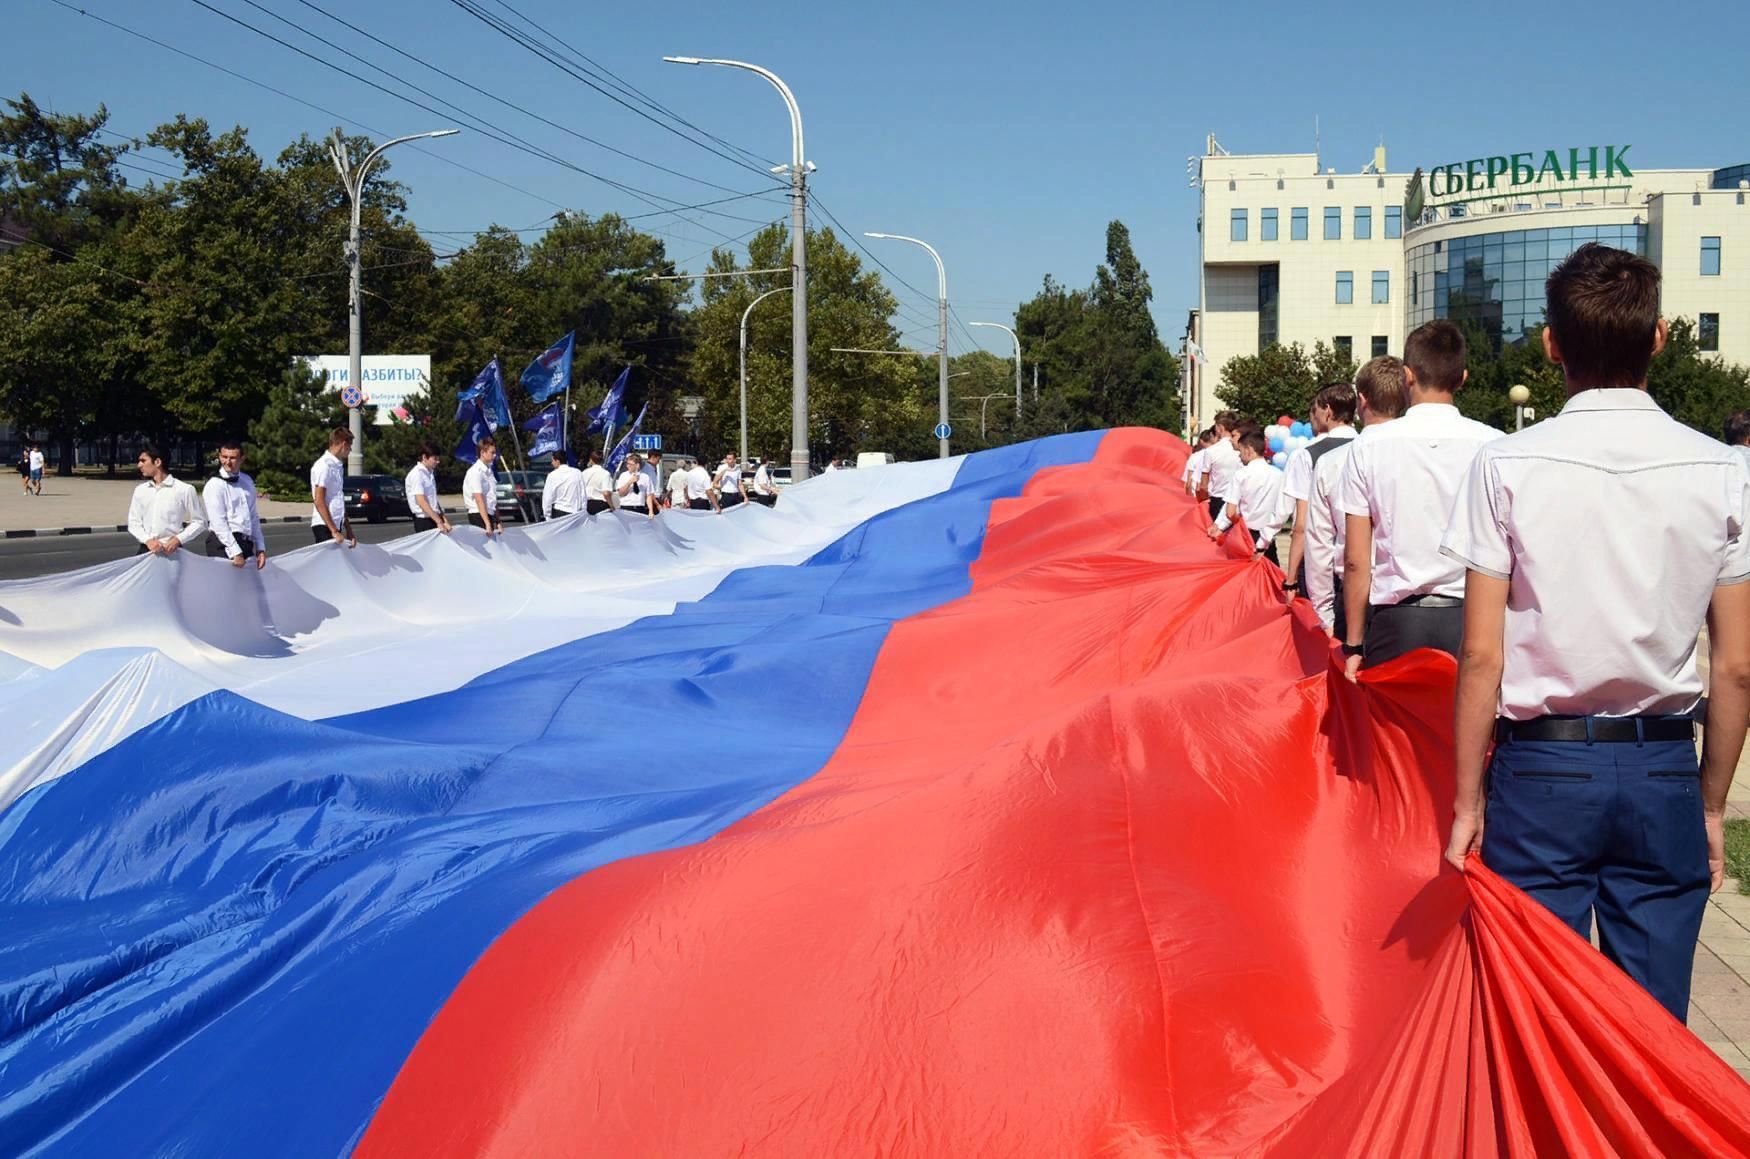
[
  {"x1": 520, "y1": 333, "x2": 575, "y2": 405},
  {"x1": 606, "y1": 402, "x2": 649, "y2": 473},
  {"x1": 458, "y1": 359, "x2": 511, "y2": 430},
  {"x1": 452, "y1": 397, "x2": 492, "y2": 464},
  {"x1": 582, "y1": 367, "x2": 630, "y2": 436},
  {"x1": 523, "y1": 402, "x2": 564, "y2": 459}
]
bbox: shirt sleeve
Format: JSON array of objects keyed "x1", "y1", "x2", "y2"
[
  {"x1": 1254, "y1": 472, "x2": 1286, "y2": 541},
  {"x1": 541, "y1": 473, "x2": 557, "y2": 519},
  {"x1": 127, "y1": 486, "x2": 150, "y2": 545},
  {"x1": 177, "y1": 483, "x2": 207, "y2": 545},
  {"x1": 204, "y1": 481, "x2": 241, "y2": 558},
  {"x1": 1336, "y1": 443, "x2": 1370, "y2": 519},
  {"x1": 1719, "y1": 458, "x2": 1750, "y2": 585},
  {"x1": 1304, "y1": 469, "x2": 1338, "y2": 627},
  {"x1": 1282, "y1": 448, "x2": 1314, "y2": 502},
  {"x1": 1439, "y1": 448, "x2": 1511, "y2": 580},
  {"x1": 247, "y1": 479, "x2": 263, "y2": 547}
]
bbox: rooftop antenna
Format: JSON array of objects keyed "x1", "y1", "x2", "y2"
[{"x1": 1314, "y1": 115, "x2": 1320, "y2": 162}]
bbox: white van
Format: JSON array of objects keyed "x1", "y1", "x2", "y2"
[{"x1": 855, "y1": 452, "x2": 895, "y2": 468}]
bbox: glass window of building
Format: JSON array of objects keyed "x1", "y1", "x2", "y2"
[
  {"x1": 1335, "y1": 271, "x2": 1353, "y2": 304},
  {"x1": 1324, "y1": 207, "x2": 1341, "y2": 240},
  {"x1": 1291, "y1": 208, "x2": 1308, "y2": 240},
  {"x1": 1354, "y1": 206, "x2": 1372, "y2": 240},
  {"x1": 1258, "y1": 265, "x2": 1280, "y2": 349},
  {"x1": 1700, "y1": 313, "x2": 1720, "y2": 352},
  {"x1": 1230, "y1": 209, "x2": 1248, "y2": 242},
  {"x1": 1385, "y1": 206, "x2": 1402, "y2": 239},
  {"x1": 1371, "y1": 336, "x2": 1389, "y2": 358},
  {"x1": 1702, "y1": 236, "x2": 1722, "y2": 276},
  {"x1": 1260, "y1": 208, "x2": 1278, "y2": 241},
  {"x1": 1334, "y1": 336, "x2": 1353, "y2": 362},
  {"x1": 1372, "y1": 270, "x2": 1390, "y2": 304}
]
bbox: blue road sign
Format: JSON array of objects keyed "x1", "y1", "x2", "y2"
[
  {"x1": 933, "y1": 422, "x2": 952, "y2": 440},
  {"x1": 632, "y1": 433, "x2": 663, "y2": 452}
]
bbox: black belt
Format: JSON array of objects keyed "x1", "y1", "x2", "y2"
[
  {"x1": 1392, "y1": 594, "x2": 1463, "y2": 608},
  {"x1": 1495, "y1": 716, "x2": 1695, "y2": 744}
]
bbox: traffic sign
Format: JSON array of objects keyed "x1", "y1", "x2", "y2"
[
  {"x1": 340, "y1": 385, "x2": 364, "y2": 409},
  {"x1": 632, "y1": 433, "x2": 663, "y2": 452},
  {"x1": 933, "y1": 422, "x2": 952, "y2": 440}
]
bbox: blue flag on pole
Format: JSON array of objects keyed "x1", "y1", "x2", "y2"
[
  {"x1": 523, "y1": 401, "x2": 563, "y2": 459},
  {"x1": 606, "y1": 402, "x2": 650, "y2": 473},
  {"x1": 458, "y1": 359, "x2": 511, "y2": 429},
  {"x1": 583, "y1": 366, "x2": 631, "y2": 435},
  {"x1": 520, "y1": 332, "x2": 575, "y2": 404},
  {"x1": 453, "y1": 398, "x2": 493, "y2": 465}
]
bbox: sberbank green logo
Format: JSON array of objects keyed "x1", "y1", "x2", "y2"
[{"x1": 1425, "y1": 146, "x2": 1632, "y2": 200}]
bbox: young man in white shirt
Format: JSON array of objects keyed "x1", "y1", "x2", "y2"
[
  {"x1": 463, "y1": 436, "x2": 501, "y2": 534},
  {"x1": 1723, "y1": 410, "x2": 1750, "y2": 472},
  {"x1": 1181, "y1": 428, "x2": 1217, "y2": 499},
  {"x1": 27, "y1": 444, "x2": 44, "y2": 496},
  {"x1": 1306, "y1": 359, "x2": 1405, "y2": 638},
  {"x1": 713, "y1": 452, "x2": 748, "y2": 509},
  {"x1": 615, "y1": 453, "x2": 656, "y2": 516},
  {"x1": 310, "y1": 427, "x2": 355, "y2": 548},
  {"x1": 684, "y1": 458, "x2": 719, "y2": 512},
  {"x1": 405, "y1": 442, "x2": 451, "y2": 534},
  {"x1": 1441, "y1": 243, "x2": 1750, "y2": 1024},
  {"x1": 128, "y1": 443, "x2": 207, "y2": 556},
  {"x1": 203, "y1": 439, "x2": 266, "y2": 569},
  {"x1": 1206, "y1": 429, "x2": 1285, "y2": 561},
  {"x1": 1338, "y1": 320, "x2": 1501, "y2": 677},
  {"x1": 667, "y1": 457, "x2": 692, "y2": 510},
  {"x1": 1280, "y1": 383, "x2": 1358, "y2": 599},
  {"x1": 541, "y1": 450, "x2": 585, "y2": 519},
  {"x1": 1201, "y1": 412, "x2": 1243, "y2": 520},
  {"x1": 579, "y1": 450, "x2": 615, "y2": 515},
  {"x1": 750, "y1": 456, "x2": 778, "y2": 507}
]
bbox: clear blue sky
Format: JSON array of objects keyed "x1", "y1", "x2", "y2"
[{"x1": 16, "y1": 0, "x2": 1750, "y2": 359}]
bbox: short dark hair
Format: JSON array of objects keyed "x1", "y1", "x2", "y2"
[
  {"x1": 1545, "y1": 242, "x2": 1662, "y2": 389},
  {"x1": 1313, "y1": 381, "x2": 1358, "y2": 425},
  {"x1": 587, "y1": 449, "x2": 602, "y2": 465},
  {"x1": 137, "y1": 443, "x2": 164, "y2": 464},
  {"x1": 218, "y1": 437, "x2": 243, "y2": 453},
  {"x1": 1238, "y1": 430, "x2": 1268, "y2": 456},
  {"x1": 1725, "y1": 410, "x2": 1750, "y2": 447},
  {"x1": 1213, "y1": 410, "x2": 1239, "y2": 433},
  {"x1": 328, "y1": 426, "x2": 353, "y2": 448},
  {"x1": 417, "y1": 441, "x2": 441, "y2": 459},
  {"x1": 1234, "y1": 420, "x2": 1263, "y2": 440},
  {"x1": 1403, "y1": 320, "x2": 1467, "y2": 392},
  {"x1": 551, "y1": 449, "x2": 567, "y2": 463},
  {"x1": 1355, "y1": 356, "x2": 1408, "y2": 419},
  {"x1": 1197, "y1": 427, "x2": 1217, "y2": 445}
]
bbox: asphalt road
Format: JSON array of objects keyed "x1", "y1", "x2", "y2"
[{"x1": 0, "y1": 518, "x2": 438, "y2": 581}]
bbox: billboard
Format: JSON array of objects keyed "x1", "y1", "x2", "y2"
[{"x1": 299, "y1": 355, "x2": 432, "y2": 426}]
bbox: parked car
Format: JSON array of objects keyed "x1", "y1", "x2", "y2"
[
  {"x1": 769, "y1": 466, "x2": 794, "y2": 489},
  {"x1": 343, "y1": 474, "x2": 407, "y2": 524},
  {"x1": 494, "y1": 469, "x2": 549, "y2": 523},
  {"x1": 856, "y1": 452, "x2": 894, "y2": 468}
]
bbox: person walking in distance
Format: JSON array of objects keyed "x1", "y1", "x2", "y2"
[
  {"x1": 1202, "y1": 412, "x2": 1243, "y2": 520},
  {"x1": 1207, "y1": 429, "x2": 1286, "y2": 562},
  {"x1": 579, "y1": 450, "x2": 615, "y2": 515},
  {"x1": 714, "y1": 452, "x2": 748, "y2": 509},
  {"x1": 1337, "y1": 320, "x2": 1501, "y2": 677},
  {"x1": 1280, "y1": 383, "x2": 1358, "y2": 600},
  {"x1": 310, "y1": 427, "x2": 356, "y2": 548},
  {"x1": 27, "y1": 444, "x2": 44, "y2": 496},
  {"x1": 127, "y1": 444, "x2": 206, "y2": 557},
  {"x1": 750, "y1": 456, "x2": 779, "y2": 507},
  {"x1": 203, "y1": 439, "x2": 266, "y2": 569},
  {"x1": 463, "y1": 436, "x2": 501, "y2": 534},
  {"x1": 1442, "y1": 243, "x2": 1750, "y2": 1024},
  {"x1": 405, "y1": 442, "x2": 452, "y2": 534},
  {"x1": 685, "y1": 458, "x2": 719, "y2": 513},
  {"x1": 667, "y1": 457, "x2": 692, "y2": 510},
  {"x1": 541, "y1": 450, "x2": 585, "y2": 519},
  {"x1": 616, "y1": 453, "x2": 656, "y2": 516},
  {"x1": 1306, "y1": 359, "x2": 1405, "y2": 639}
]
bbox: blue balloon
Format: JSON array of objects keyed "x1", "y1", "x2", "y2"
[
  {"x1": 1292, "y1": 421, "x2": 1311, "y2": 438},
  {"x1": 1267, "y1": 434, "x2": 1285, "y2": 453}
]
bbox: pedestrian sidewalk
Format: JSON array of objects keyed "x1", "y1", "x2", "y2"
[
  {"x1": 1692, "y1": 750, "x2": 1750, "y2": 1084},
  {"x1": 0, "y1": 475, "x2": 462, "y2": 533}
]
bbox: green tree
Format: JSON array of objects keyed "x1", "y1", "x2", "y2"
[
  {"x1": 1215, "y1": 340, "x2": 1356, "y2": 425},
  {"x1": 1649, "y1": 317, "x2": 1750, "y2": 437},
  {"x1": 246, "y1": 365, "x2": 357, "y2": 498}
]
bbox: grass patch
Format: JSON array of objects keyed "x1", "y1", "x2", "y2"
[{"x1": 1727, "y1": 818, "x2": 1750, "y2": 895}]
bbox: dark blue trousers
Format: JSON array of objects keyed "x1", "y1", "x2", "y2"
[{"x1": 1481, "y1": 733, "x2": 1709, "y2": 1023}]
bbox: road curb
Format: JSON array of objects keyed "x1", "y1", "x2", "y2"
[{"x1": 2, "y1": 511, "x2": 467, "y2": 539}]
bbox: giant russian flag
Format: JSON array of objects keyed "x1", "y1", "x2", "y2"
[{"x1": 1, "y1": 429, "x2": 1747, "y2": 1156}]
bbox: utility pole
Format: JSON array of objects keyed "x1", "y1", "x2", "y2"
[
  {"x1": 866, "y1": 232, "x2": 950, "y2": 458},
  {"x1": 327, "y1": 128, "x2": 458, "y2": 474},
  {"x1": 969, "y1": 321, "x2": 1021, "y2": 421},
  {"x1": 664, "y1": 57, "x2": 813, "y2": 481},
  {"x1": 740, "y1": 285, "x2": 793, "y2": 464}
]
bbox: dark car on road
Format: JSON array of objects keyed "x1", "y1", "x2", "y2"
[
  {"x1": 495, "y1": 469, "x2": 550, "y2": 523},
  {"x1": 343, "y1": 474, "x2": 407, "y2": 523}
]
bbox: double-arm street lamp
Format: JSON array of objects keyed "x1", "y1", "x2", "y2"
[
  {"x1": 664, "y1": 56, "x2": 813, "y2": 481},
  {"x1": 739, "y1": 285, "x2": 793, "y2": 464},
  {"x1": 864, "y1": 232, "x2": 950, "y2": 458},
  {"x1": 329, "y1": 128, "x2": 459, "y2": 474}
]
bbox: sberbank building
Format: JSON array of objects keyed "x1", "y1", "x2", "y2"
[{"x1": 1185, "y1": 137, "x2": 1748, "y2": 429}]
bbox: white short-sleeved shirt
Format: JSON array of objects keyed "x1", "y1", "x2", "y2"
[
  {"x1": 752, "y1": 464, "x2": 774, "y2": 496},
  {"x1": 1305, "y1": 438, "x2": 1362, "y2": 629},
  {"x1": 685, "y1": 465, "x2": 712, "y2": 500},
  {"x1": 1337, "y1": 402, "x2": 1503, "y2": 603},
  {"x1": 462, "y1": 459, "x2": 497, "y2": 511},
  {"x1": 716, "y1": 464, "x2": 743, "y2": 493},
  {"x1": 616, "y1": 469, "x2": 651, "y2": 510},
  {"x1": 28, "y1": 450, "x2": 43, "y2": 471},
  {"x1": 1181, "y1": 447, "x2": 1206, "y2": 486},
  {"x1": 309, "y1": 451, "x2": 346, "y2": 528},
  {"x1": 404, "y1": 462, "x2": 439, "y2": 518},
  {"x1": 581, "y1": 464, "x2": 615, "y2": 505},
  {"x1": 542, "y1": 463, "x2": 585, "y2": 516},
  {"x1": 1203, "y1": 439, "x2": 1241, "y2": 502},
  {"x1": 1732, "y1": 443, "x2": 1750, "y2": 472},
  {"x1": 1282, "y1": 425, "x2": 1355, "y2": 507},
  {"x1": 1215, "y1": 458, "x2": 1285, "y2": 541},
  {"x1": 668, "y1": 469, "x2": 690, "y2": 501},
  {"x1": 1442, "y1": 388, "x2": 1750, "y2": 719}
]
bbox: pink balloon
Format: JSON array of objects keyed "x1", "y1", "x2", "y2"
[{"x1": 1277, "y1": 415, "x2": 1293, "y2": 427}]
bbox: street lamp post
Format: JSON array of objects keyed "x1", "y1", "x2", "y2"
[
  {"x1": 865, "y1": 232, "x2": 949, "y2": 458},
  {"x1": 739, "y1": 285, "x2": 792, "y2": 465},
  {"x1": 328, "y1": 128, "x2": 458, "y2": 474},
  {"x1": 968, "y1": 321, "x2": 1022, "y2": 421},
  {"x1": 664, "y1": 56, "x2": 812, "y2": 481},
  {"x1": 1508, "y1": 383, "x2": 1530, "y2": 432}
]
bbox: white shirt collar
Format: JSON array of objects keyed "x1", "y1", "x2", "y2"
[{"x1": 1558, "y1": 387, "x2": 1662, "y2": 415}]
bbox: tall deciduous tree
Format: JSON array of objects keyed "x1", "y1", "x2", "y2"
[{"x1": 1216, "y1": 340, "x2": 1358, "y2": 426}]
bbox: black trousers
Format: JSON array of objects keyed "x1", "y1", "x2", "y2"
[
  {"x1": 586, "y1": 499, "x2": 612, "y2": 515},
  {"x1": 312, "y1": 522, "x2": 350, "y2": 544},
  {"x1": 751, "y1": 493, "x2": 777, "y2": 507},
  {"x1": 468, "y1": 513, "x2": 500, "y2": 532},
  {"x1": 412, "y1": 515, "x2": 441, "y2": 533},
  {"x1": 1207, "y1": 496, "x2": 1223, "y2": 519},
  {"x1": 687, "y1": 498, "x2": 713, "y2": 511},
  {"x1": 1331, "y1": 576, "x2": 1347, "y2": 643},
  {"x1": 1252, "y1": 533, "x2": 1279, "y2": 565},
  {"x1": 205, "y1": 533, "x2": 256, "y2": 559},
  {"x1": 1362, "y1": 600, "x2": 1464, "y2": 668},
  {"x1": 720, "y1": 493, "x2": 745, "y2": 509}
]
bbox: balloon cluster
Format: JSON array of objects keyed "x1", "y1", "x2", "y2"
[{"x1": 1264, "y1": 415, "x2": 1314, "y2": 469}]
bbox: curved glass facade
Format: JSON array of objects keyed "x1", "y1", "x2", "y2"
[
  {"x1": 1406, "y1": 222, "x2": 1649, "y2": 347},
  {"x1": 1713, "y1": 163, "x2": 1750, "y2": 190}
]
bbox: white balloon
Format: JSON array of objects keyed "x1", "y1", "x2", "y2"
[{"x1": 1271, "y1": 451, "x2": 1288, "y2": 467}]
